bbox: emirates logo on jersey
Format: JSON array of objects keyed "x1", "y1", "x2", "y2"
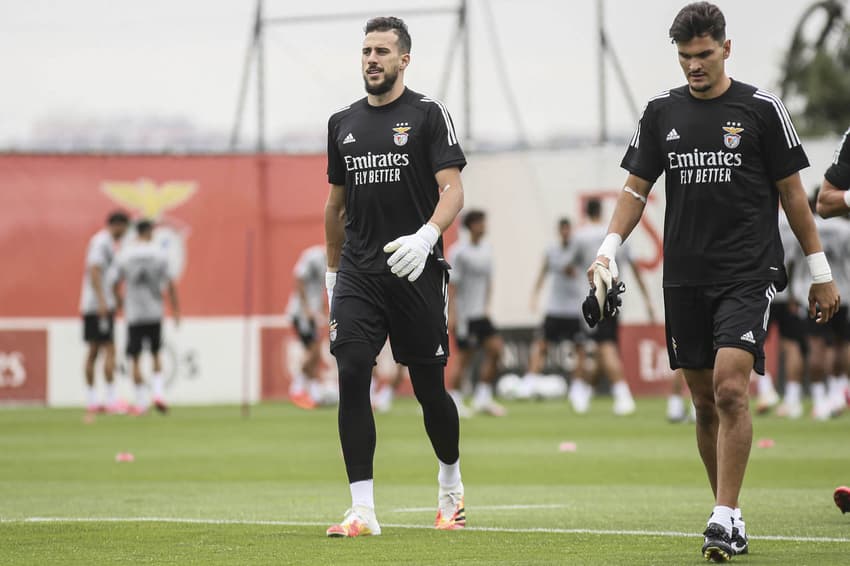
[
  {"x1": 392, "y1": 122, "x2": 411, "y2": 146},
  {"x1": 722, "y1": 121, "x2": 744, "y2": 149}
]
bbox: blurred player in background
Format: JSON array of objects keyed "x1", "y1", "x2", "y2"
[
  {"x1": 667, "y1": 370, "x2": 696, "y2": 423},
  {"x1": 569, "y1": 198, "x2": 655, "y2": 416},
  {"x1": 789, "y1": 192, "x2": 850, "y2": 420},
  {"x1": 80, "y1": 210, "x2": 129, "y2": 414},
  {"x1": 286, "y1": 244, "x2": 330, "y2": 410},
  {"x1": 113, "y1": 219, "x2": 179, "y2": 415},
  {"x1": 446, "y1": 210, "x2": 506, "y2": 417},
  {"x1": 588, "y1": 3, "x2": 839, "y2": 560},
  {"x1": 524, "y1": 218, "x2": 584, "y2": 399},
  {"x1": 816, "y1": 125, "x2": 850, "y2": 219},
  {"x1": 370, "y1": 358, "x2": 407, "y2": 413},
  {"x1": 767, "y1": 210, "x2": 807, "y2": 419},
  {"x1": 324, "y1": 17, "x2": 466, "y2": 537}
]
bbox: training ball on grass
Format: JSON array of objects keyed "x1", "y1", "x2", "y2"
[
  {"x1": 115, "y1": 452, "x2": 135, "y2": 462},
  {"x1": 496, "y1": 373, "x2": 521, "y2": 400}
]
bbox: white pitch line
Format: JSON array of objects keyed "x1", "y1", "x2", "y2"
[
  {"x1": 0, "y1": 517, "x2": 848, "y2": 544},
  {"x1": 392, "y1": 504, "x2": 569, "y2": 513}
]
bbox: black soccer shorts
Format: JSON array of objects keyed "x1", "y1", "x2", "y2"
[
  {"x1": 82, "y1": 312, "x2": 115, "y2": 343},
  {"x1": 664, "y1": 280, "x2": 776, "y2": 375},
  {"x1": 292, "y1": 315, "x2": 317, "y2": 347},
  {"x1": 540, "y1": 316, "x2": 583, "y2": 344},
  {"x1": 582, "y1": 315, "x2": 619, "y2": 344},
  {"x1": 806, "y1": 305, "x2": 850, "y2": 345},
  {"x1": 455, "y1": 317, "x2": 497, "y2": 351},
  {"x1": 126, "y1": 322, "x2": 163, "y2": 357},
  {"x1": 329, "y1": 261, "x2": 450, "y2": 366}
]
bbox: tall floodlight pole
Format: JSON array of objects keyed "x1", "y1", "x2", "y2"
[
  {"x1": 597, "y1": 0, "x2": 607, "y2": 144},
  {"x1": 460, "y1": 0, "x2": 472, "y2": 146},
  {"x1": 256, "y1": 0, "x2": 266, "y2": 153}
]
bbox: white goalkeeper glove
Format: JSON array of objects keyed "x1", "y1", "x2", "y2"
[
  {"x1": 325, "y1": 270, "x2": 337, "y2": 308},
  {"x1": 383, "y1": 223, "x2": 440, "y2": 282}
]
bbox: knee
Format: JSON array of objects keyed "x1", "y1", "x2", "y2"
[
  {"x1": 334, "y1": 344, "x2": 374, "y2": 399},
  {"x1": 691, "y1": 393, "x2": 717, "y2": 426},
  {"x1": 714, "y1": 379, "x2": 748, "y2": 414}
]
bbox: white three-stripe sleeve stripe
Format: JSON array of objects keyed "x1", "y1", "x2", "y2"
[
  {"x1": 753, "y1": 90, "x2": 801, "y2": 148},
  {"x1": 763, "y1": 283, "x2": 776, "y2": 331},
  {"x1": 835, "y1": 128, "x2": 850, "y2": 165},
  {"x1": 421, "y1": 97, "x2": 458, "y2": 146},
  {"x1": 630, "y1": 91, "x2": 670, "y2": 149}
]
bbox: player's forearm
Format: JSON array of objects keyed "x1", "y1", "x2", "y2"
[
  {"x1": 168, "y1": 283, "x2": 180, "y2": 314},
  {"x1": 815, "y1": 178, "x2": 850, "y2": 219},
  {"x1": 90, "y1": 266, "x2": 107, "y2": 306},
  {"x1": 325, "y1": 186, "x2": 346, "y2": 271},
  {"x1": 427, "y1": 182, "x2": 464, "y2": 234},
  {"x1": 778, "y1": 177, "x2": 823, "y2": 256}
]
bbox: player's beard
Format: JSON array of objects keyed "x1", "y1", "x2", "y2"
[{"x1": 364, "y1": 67, "x2": 399, "y2": 95}]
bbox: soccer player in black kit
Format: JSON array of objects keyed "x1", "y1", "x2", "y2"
[
  {"x1": 585, "y1": 3, "x2": 840, "y2": 562},
  {"x1": 323, "y1": 17, "x2": 466, "y2": 537}
]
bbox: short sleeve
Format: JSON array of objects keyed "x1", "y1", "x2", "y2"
[
  {"x1": 620, "y1": 101, "x2": 664, "y2": 183},
  {"x1": 293, "y1": 249, "x2": 311, "y2": 280},
  {"x1": 327, "y1": 115, "x2": 346, "y2": 186},
  {"x1": 86, "y1": 237, "x2": 110, "y2": 268},
  {"x1": 753, "y1": 91, "x2": 809, "y2": 181},
  {"x1": 423, "y1": 99, "x2": 466, "y2": 174},
  {"x1": 824, "y1": 128, "x2": 850, "y2": 190}
]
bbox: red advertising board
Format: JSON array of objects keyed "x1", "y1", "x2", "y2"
[{"x1": 0, "y1": 330, "x2": 48, "y2": 402}]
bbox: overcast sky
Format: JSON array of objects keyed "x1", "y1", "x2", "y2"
[{"x1": 2, "y1": 0, "x2": 833, "y2": 150}]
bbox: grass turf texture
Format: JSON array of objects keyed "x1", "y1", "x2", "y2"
[{"x1": 1, "y1": 399, "x2": 848, "y2": 565}]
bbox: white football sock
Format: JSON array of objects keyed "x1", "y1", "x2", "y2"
[
  {"x1": 438, "y1": 458, "x2": 461, "y2": 489},
  {"x1": 105, "y1": 383, "x2": 117, "y2": 405},
  {"x1": 350, "y1": 479, "x2": 374, "y2": 509},
  {"x1": 86, "y1": 386, "x2": 97, "y2": 407},
  {"x1": 289, "y1": 373, "x2": 306, "y2": 396},
  {"x1": 152, "y1": 373, "x2": 164, "y2": 398},
  {"x1": 612, "y1": 380, "x2": 632, "y2": 400},
  {"x1": 710, "y1": 505, "x2": 734, "y2": 535},
  {"x1": 784, "y1": 381, "x2": 802, "y2": 404},
  {"x1": 757, "y1": 373, "x2": 775, "y2": 397},
  {"x1": 135, "y1": 384, "x2": 147, "y2": 408},
  {"x1": 812, "y1": 382, "x2": 827, "y2": 405},
  {"x1": 308, "y1": 380, "x2": 324, "y2": 403},
  {"x1": 474, "y1": 382, "x2": 493, "y2": 406}
]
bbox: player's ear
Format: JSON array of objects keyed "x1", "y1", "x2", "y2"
[
  {"x1": 400, "y1": 52, "x2": 411, "y2": 70},
  {"x1": 722, "y1": 39, "x2": 731, "y2": 60}
]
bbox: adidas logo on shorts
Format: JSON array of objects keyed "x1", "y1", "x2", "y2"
[
  {"x1": 740, "y1": 331, "x2": 755, "y2": 344},
  {"x1": 435, "y1": 345, "x2": 444, "y2": 356}
]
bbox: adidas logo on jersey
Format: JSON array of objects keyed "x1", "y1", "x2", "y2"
[
  {"x1": 435, "y1": 345, "x2": 444, "y2": 356},
  {"x1": 740, "y1": 331, "x2": 755, "y2": 344},
  {"x1": 343, "y1": 133, "x2": 356, "y2": 144},
  {"x1": 666, "y1": 128, "x2": 680, "y2": 141}
]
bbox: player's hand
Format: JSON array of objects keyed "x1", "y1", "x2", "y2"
[
  {"x1": 383, "y1": 223, "x2": 440, "y2": 282},
  {"x1": 585, "y1": 255, "x2": 619, "y2": 287},
  {"x1": 809, "y1": 281, "x2": 840, "y2": 324},
  {"x1": 325, "y1": 271, "x2": 337, "y2": 309},
  {"x1": 97, "y1": 300, "x2": 108, "y2": 319}
]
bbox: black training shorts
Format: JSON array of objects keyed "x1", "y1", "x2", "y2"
[
  {"x1": 126, "y1": 322, "x2": 162, "y2": 357},
  {"x1": 806, "y1": 306, "x2": 850, "y2": 345},
  {"x1": 330, "y1": 262, "x2": 449, "y2": 366},
  {"x1": 541, "y1": 316, "x2": 583, "y2": 344},
  {"x1": 455, "y1": 317, "x2": 497, "y2": 350},
  {"x1": 769, "y1": 300, "x2": 806, "y2": 346},
  {"x1": 82, "y1": 312, "x2": 115, "y2": 343},
  {"x1": 292, "y1": 315, "x2": 317, "y2": 347},
  {"x1": 582, "y1": 315, "x2": 619, "y2": 344},
  {"x1": 664, "y1": 280, "x2": 776, "y2": 375}
]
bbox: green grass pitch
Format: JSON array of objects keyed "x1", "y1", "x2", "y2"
[{"x1": 1, "y1": 398, "x2": 848, "y2": 564}]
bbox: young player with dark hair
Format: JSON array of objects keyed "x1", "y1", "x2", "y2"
[
  {"x1": 446, "y1": 209, "x2": 506, "y2": 417},
  {"x1": 586, "y1": 2, "x2": 840, "y2": 561},
  {"x1": 113, "y1": 219, "x2": 180, "y2": 415},
  {"x1": 80, "y1": 210, "x2": 129, "y2": 413},
  {"x1": 324, "y1": 16, "x2": 467, "y2": 537}
]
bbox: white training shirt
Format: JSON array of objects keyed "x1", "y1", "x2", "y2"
[
  {"x1": 448, "y1": 239, "x2": 492, "y2": 323},
  {"x1": 113, "y1": 240, "x2": 172, "y2": 325},
  {"x1": 286, "y1": 245, "x2": 327, "y2": 318},
  {"x1": 79, "y1": 229, "x2": 119, "y2": 314},
  {"x1": 788, "y1": 216, "x2": 850, "y2": 308},
  {"x1": 543, "y1": 240, "x2": 584, "y2": 318}
]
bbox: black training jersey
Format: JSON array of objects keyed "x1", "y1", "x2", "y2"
[
  {"x1": 621, "y1": 79, "x2": 809, "y2": 287},
  {"x1": 825, "y1": 126, "x2": 850, "y2": 191},
  {"x1": 327, "y1": 87, "x2": 467, "y2": 274}
]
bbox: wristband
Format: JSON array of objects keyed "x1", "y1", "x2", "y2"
[
  {"x1": 596, "y1": 233, "x2": 622, "y2": 261},
  {"x1": 806, "y1": 251, "x2": 833, "y2": 284},
  {"x1": 419, "y1": 223, "x2": 441, "y2": 247},
  {"x1": 843, "y1": 190, "x2": 850, "y2": 209},
  {"x1": 325, "y1": 270, "x2": 337, "y2": 289}
]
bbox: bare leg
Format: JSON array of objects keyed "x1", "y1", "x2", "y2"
[
  {"x1": 447, "y1": 349, "x2": 472, "y2": 391},
  {"x1": 85, "y1": 343, "x2": 99, "y2": 387},
  {"x1": 713, "y1": 348, "x2": 754, "y2": 509},
  {"x1": 683, "y1": 368, "x2": 719, "y2": 498},
  {"x1": 526, "y1": 338, "x2": 548, "y2": 376},
  {"x1": 103, "y1": 343, "x2": 116, "y2": 384},
  {"x1": 480, "y1": 335, "x2": 504, "y2": 385},
  {"x1": 132, "y1": 356, "x2": 144, "y2": 385}
]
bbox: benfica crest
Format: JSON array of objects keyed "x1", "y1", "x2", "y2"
[
  {"x1": 722, "y1": 121, "x2": 744, "y2": 149},
  {"x1": 392, "y1": 122, "x2": 411, "y2": 146}
]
